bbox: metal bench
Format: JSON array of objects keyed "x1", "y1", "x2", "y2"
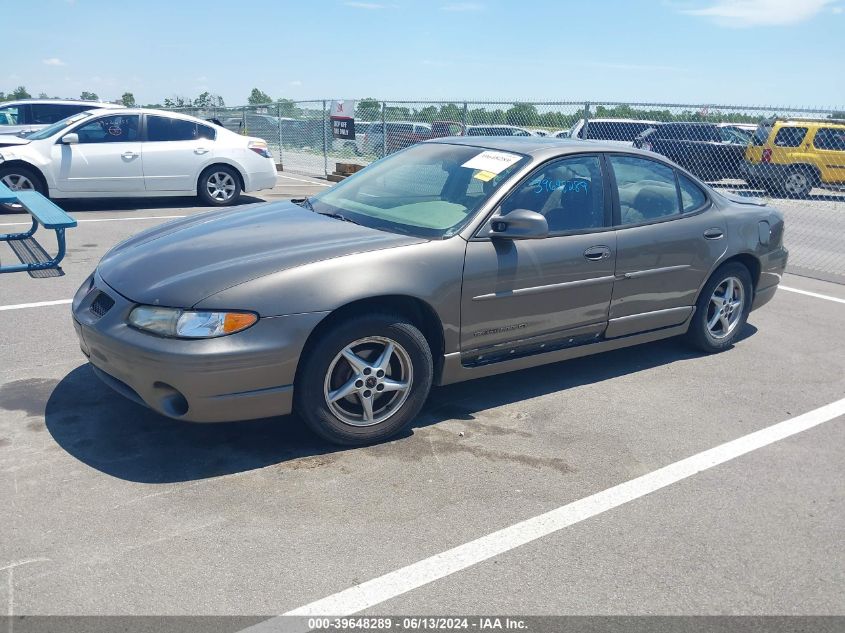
[{"x1": 0, "y1": 182, "x2": 77, "y2": 274}]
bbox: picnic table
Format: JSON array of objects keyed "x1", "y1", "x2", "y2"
[{"x1": 0, "y1": 181, "x2": 77, "y2": 274}]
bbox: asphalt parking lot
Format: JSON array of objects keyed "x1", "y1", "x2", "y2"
[{"x1": 1, "y1": 174, "x2": 844, "y2": 624}]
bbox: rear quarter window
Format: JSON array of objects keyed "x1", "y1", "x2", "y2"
[
  {"x1": 773, "y1": 126, "x2": 808, "y2": 147},
  {"x1": 813, "y1": 128, "x2": 845, "y2": 151},
  {"x1": 678, "y1": 174, "x2": 707, "y2": 211}
]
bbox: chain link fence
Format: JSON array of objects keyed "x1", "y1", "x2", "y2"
[{"x1": 167, "y1": 100, "x2": 845, "y2": 283}]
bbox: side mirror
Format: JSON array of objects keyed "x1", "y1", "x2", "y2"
[
  {"x1": 486, "y1": 208, "x2": 549, "y2": 240},
  {"x1": 61, "y1": 133, "x2": 79, "y2": 145}
]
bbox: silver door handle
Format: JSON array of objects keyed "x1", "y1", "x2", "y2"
[
  {"x1": 584, "y1": 245, "x2": 611, "y2": 261},
  {"x1": 194, "y1": 148, "x2": 210, "y2": 155},
  {"x1": 121, "y1": 151, "x2": 139, "y2": 159}
]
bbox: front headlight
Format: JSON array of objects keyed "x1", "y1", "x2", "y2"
[{"x1": 128, "y1": 306, "x2": 258, "y2": 338}]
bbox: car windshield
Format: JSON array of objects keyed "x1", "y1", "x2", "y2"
[
  {"x1": 25, "y1": 111, "x2": 93, "y2": 140},
  {"x1": 307, "y1": 143, "x2": 529, "y2": 239}
]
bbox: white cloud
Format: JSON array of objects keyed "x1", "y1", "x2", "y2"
[
  {"x1": 441, "y1": 2, "x2": 483, "y2": 10},
  {"x1": 289, "y1": 80, "x2": 303, "y2": 86},
  {"x1": 43, "y1": 57, "x2": 67, "y2": 66},
  {"x1": 833, "y1": 6, "x2": 843, "y2": 13},
  {"x1": 682, "y1": 0, "x2": 835, "y2": 27}
]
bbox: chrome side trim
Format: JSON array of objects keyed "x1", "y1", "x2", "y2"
[
  {"x1": 472, "y1": 275, "x2": 615, "y2": 301},
  {"x1": 622, "y1": 264, "x2": 690, "y2": 280}
]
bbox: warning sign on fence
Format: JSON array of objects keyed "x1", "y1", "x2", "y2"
[{"x1": 330, "y1": 100, "x2": 356, "y2": 140}]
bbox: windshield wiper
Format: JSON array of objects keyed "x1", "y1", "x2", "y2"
[
  {"x1": 316, "y1": 211, "x2": 362, "y2": 226},
  {"x1": 291, "y1": 196, "x2": 314, "y2": 211}
]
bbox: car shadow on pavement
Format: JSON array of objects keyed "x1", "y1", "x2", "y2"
[
  {"x1": 44, "y1": 326, "x2": 756, "y2": 484},
  {"x1": 57, "y1": 196, "x2": 267, "y2": 214}
]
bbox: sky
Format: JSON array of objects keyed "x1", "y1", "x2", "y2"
[{"x1": 5, "y1": 0, "x2": 844, "y2": 108}]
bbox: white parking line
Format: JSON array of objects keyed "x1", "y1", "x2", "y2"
[
  {"x1": 240, "y1": 397, "x2": 845, "y2": 629},
  {"x1": 780, "y1": 285, "x2": 845, "y2": 305},
  {"x1": 0, "y1": 299, "x2": 72, "y2": 312},
  {"x1": 0, "y1": 215, "x2": 187, "y2": 228}
]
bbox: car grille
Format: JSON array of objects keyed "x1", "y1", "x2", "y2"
[{"x1": 89, "y1": 291, "x2": 115, "y2": 318}]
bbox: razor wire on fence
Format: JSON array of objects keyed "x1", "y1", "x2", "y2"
[{"x1": 166, "y1": 100, "x2": 845, "y2": 283}]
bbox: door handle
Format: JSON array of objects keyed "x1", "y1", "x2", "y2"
[
  {"x1": 121, "y1": 151, "x2": 139, "y2": 159},
  {"x1": 584, "y1": 245, "x2": 611, "y2": 261},
  {"x1": 194, "y1": 147, "x2": 210, "y2": 155},
  {"x1": 703, "y1": 228, "x2": 724, "y2": 240}
]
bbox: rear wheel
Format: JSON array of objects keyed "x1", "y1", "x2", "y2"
[
  {"x1": 780, "y1": 167, "x2": 815, "y2": 198},
  {"x1": 197, "y1": 165, "x2": 242, "y2": 206},
  {"x1": 0, "y1": 165, "x2": 45, "y2": 213},
  {"x1": 685, "y1": 262, "x2": 753, "y2": 353},
  {"x1": 295, "y1": 313, "x2": 433, "y2": 445}
]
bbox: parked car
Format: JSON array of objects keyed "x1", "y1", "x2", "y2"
[
  {"x1": 72, "y1": 137, "x2": 786, "y2": 445},
  {"x1": 551, "y1": 129, "x2": 571, "y2": 138},
  {"x1": 0, "y1": 99, "x2": 124, "y2": 136},
  {"x1": 569, "y1": 118, "x2": 659, "y2": 145},
  {"x1": 358, "y1": 120, "x2": 464, "y2": 155},
  {"x1": 742, "y1": 118, "x2": 845, "y2": 197},
  {"x1": 529, "y1": 129, "x2": 549, "y2": 137},
  {"x1": 0, "y1": 108, "x2": 277, "y2": 211},
  {"x1": 633, "y1": 122, "x2": 749, "y2": 180},
  {"x1": 465, "y1": 125, "x2": 533, "y2": 137}
]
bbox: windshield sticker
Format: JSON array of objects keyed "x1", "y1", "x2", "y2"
[
  {"x1": 473, "y1": 170, "x2": 496, "y2": 182},
  {"x1": 461, "y1": 150, "x2": 522, "y2": 174}
]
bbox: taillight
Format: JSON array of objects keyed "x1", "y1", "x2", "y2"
[
  {"x1": 248, "y1": 140, "x2": 272, "y2": 158},
  {"x1": 762, "y1": 148, "x2": 772, "y2": 163}
]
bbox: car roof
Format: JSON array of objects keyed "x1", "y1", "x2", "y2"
[
  {"x1": 1, "y1": 99, "x2": 125, "y2": 108},
  {"x1": 575, "y1": 118, "x2": 659, "y2": 124},
  {"x1": 428, "y1": 136, "x2": 656, "y2": 157}
]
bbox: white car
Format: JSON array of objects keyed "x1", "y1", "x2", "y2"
[
  {"x1": 568, "y1": 118, "x2": 660, "y2": 146},
  {"x1": 465, "y1": 125, "x2": 534, "y2": 137},
  {"x1": 0, "y1": 108, "x2": 277, "y2": 210},
  {"x1": 0, "y1": 99, "x2": 125, "y2": 137}
]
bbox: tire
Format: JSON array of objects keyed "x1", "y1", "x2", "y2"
[
  {"x1": 197, "y1": 165, "x2": 242, "y2": 206},
  {"x1": 685, "y1": 262, "x2": 753, "y2": 353},
  {"x1": 295, "y1": 313, "x2": 434, "y2": 446},
  {"x1": 780, "y1": 166, "x2": 814, "y2": 198},
  {"x1": 0, "y1": 165, "x2": 46, "y2": 214}
]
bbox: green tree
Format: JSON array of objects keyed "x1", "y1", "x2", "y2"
[
  {"x1": 506, "y1": 102, "x2": 538, "y2": 126},
  {"x1": 121, "y1": 92, "x2": 136, "y2": 107},
  {"x1": 356, "y1": 97, "x2": 381, "y2": 121},
  {"x1": 276, "y1": 98, "x2": 301, "y2": 118},
  {"x1": 248, "y1": 88, "x2": 272, "y2": 105},
  {"x1": 11, "y1": 86, "x2": 31, "y2": 99},
  {"x1": 193, "y1": 91, "x2": 213, "y2": 108},
  {"x1": 80, "y1": 91, "x2": 99, "y2": 101}
]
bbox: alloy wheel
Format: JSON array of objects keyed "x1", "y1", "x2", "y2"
[
  {"x1": 1, "y1": 173, "x2": 35, "y2": 210},
  {"x1": 205, "y1": 172, "x2": 236, "y2": 202},
  {"x1": 323, "y1": 336, "x2": 413, "y2": 427},
  {"x1": 706, "y1": 276, "x2": 745, "y2": 340}
]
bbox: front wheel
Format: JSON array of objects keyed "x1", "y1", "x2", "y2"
[
  {"x1": 685, "y1": 262, "x2": 753, "y2": 353},
  {"x1": 295, "y1": 313, "x2": 433, "y2": 445},
  {"x1": 197, "y1": 165, "x2": 242, "y2": 206},
  {"x1": 0, "y1": 165, "x2": 45, "y2": 213}
]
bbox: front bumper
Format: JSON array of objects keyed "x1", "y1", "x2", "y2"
[{"x1": 71, "y1": 271, "x2": 327, "y2": 422}]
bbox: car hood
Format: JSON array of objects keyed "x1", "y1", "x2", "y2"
[
  {"x1": 98, "y1": 201, "x2": 426, "y2": 308},
  {"x1": 0, "y1": 135, "x2": 31, "y2": 147}
]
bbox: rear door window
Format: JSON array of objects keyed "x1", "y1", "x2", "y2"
[
  {"x1": 773, "y1": 126, "x2": 808, "y2": 147},
  {"x1": 30, "y1": 103, "x2": 87, "y2": 124},
  {"x1": 610, "y1": 155, "x2": 681, "y2": 225},
  {"x1": 146, "y1": 115, "x2": 216, "y2": 141}
]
